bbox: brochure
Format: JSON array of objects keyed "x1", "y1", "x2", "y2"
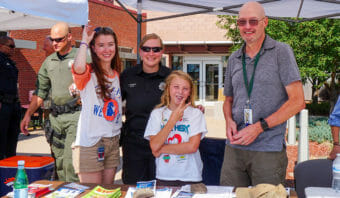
[
  {"x1": 28, "y1": 183, "x2": 53, "y2": 198},
  {"x1": 136, "y1": 180, "x2": 156, "y2": 193},
  {"x1": 45, "y1": 187, "x2": 84, "y2": 198},
  {"x1": 64, "y1": 183, "x2": 90, "y2": 191},
  {"x1": 82, "y1": 185, "x2": 121, "y2": 198}
]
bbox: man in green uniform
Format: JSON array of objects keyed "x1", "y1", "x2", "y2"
[{"x1": 21, "y1": 22, "x2": 90, "y2": 182}]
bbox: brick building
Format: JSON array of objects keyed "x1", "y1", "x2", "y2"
[{"x1": 6, "y1": 0, "x2": 146, "y2": 105}]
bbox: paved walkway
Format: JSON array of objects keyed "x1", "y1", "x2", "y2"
[{"x1": 16, "y1": 114, "x2": 226, "y2": 184}]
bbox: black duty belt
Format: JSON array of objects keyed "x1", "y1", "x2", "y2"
[
  {"x1": 52, "y1": 141, "x2": 64, "y2": 149},
  {"x1": 50, "y1": 98, "x2": 81, "y2": 117},
  {"x1": 0, "y1": 93, "x2": 19, "y2": 104}
]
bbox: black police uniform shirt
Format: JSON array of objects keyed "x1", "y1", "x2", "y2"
[
  {"x1": 0, "y1": 52, "x2": 18, "y2": 95},
  {"x1": 120, "y1": 64, "x2": 171, "y2": 137}
]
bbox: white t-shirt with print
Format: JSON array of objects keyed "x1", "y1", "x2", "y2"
[
  {"x1": 72, "y1": 65, "x2": 122, "y2": 147},
  {"x1": 144, "y1": 106, "x2": 207, "y2": 182}
]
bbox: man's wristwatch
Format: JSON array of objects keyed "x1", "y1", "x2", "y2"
[
  {"x1": 260, "y1": 118, "x2": 269, "y2": 131},
  {"x1": 333, "y1": 142, "x2": 339, "y2": 146}
]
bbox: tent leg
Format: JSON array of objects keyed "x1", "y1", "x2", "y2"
[{"x1": 137, "y1": 0, "x2": 142, "y2": 64}]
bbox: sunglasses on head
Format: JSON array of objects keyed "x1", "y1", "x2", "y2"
[
  {"x1": 94, "y1": 26, "x2": 114, "y2": 33},
  {"x1": 237, "y1": 18, "x2": 264, "y2": 27},
  {"x1": 49, "y1": 35, "x2": 67, "y2": 43},
  {"x1": 140, "y1": 46, "x2": 162, "y2": 53}
]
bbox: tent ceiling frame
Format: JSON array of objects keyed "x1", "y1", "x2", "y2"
[
  {"x1": 144, "y1": 0, "x2": 277, "y2": 22},
  {"x1": 116, "y1": 0, "x2": 340, "y2": 23},
  {"x1": 114, "y1": 0, "x2": 340, "y2": 63}
]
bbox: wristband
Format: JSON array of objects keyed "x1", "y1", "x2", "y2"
[
  {"x1": 80, "y1": 42, "x2": 88, "y2": 48},
  {"x1": 260, "y1": 118, "x2": 269, "y2": 131}
]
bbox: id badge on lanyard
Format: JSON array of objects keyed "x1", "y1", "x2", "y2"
[
  {"x1": 242, "y1": 40, "x2": 264, "y2": 127},
  {"x1": 97, "y1": 140, "x2": 105, "y2": 162},
  {"x1": 244, "y1": 100, "x2": 253, "y2": 126}
]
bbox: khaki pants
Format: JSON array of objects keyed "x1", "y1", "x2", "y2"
[
  {"x1": 50, "y1": 111, "x2": 80, "y2": 182},
  {"x1": 220, "y1": 145, "x2": 288, "y2": 187},
  {"x1": 72, "y1": 136, "x2": 120, "y2": 174}
]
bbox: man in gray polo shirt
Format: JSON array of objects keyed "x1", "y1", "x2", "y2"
[{"x1": 220, "y1": 1, "x2": 305, "y2": 187}]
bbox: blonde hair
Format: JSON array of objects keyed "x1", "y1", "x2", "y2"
[
  {"x1": 139, "y1": 33, "x2": 163, "y2": 49},
  {"x1": 156, "y1": 70, "x2": 196, "y2": 108}
]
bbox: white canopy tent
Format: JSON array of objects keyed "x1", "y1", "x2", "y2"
[
  {"x1": 116, "y1": 0, "x2": 339, "y2": 62},
  {"x1": 0, "y1": 0, "x2": 88, "y2": 31},
  {"x1": 118, "y1": 0, "x2": 340, "y2": 22}
]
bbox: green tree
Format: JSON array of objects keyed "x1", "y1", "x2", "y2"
[{"x1": 217, "y1": 16, "x2": 340, "y2": 111}]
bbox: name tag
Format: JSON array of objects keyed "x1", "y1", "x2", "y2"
[{"x1": 244, "y1": 108, "x2": 253, "y2": 126}]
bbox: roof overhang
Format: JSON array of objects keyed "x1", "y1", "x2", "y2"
[{"x1": 163, "y1": 41, "x2": 232, "y2": 54}]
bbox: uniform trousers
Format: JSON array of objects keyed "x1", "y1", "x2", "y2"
[
  {"x1": 122, "y1": 133, "x2": 155, "y2": 184},
  {"x1": 0, "y1": 102, "x2": 21, "y2": 160},
  {"x1": 49, "y1": 111, "x2": 80, "y2": 182}
]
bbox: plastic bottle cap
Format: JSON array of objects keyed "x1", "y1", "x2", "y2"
[{"x1": 17, "y1": 160, "x2": 25, "y2": 166}]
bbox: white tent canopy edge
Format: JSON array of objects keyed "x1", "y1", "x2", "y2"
[
  {"x1": 119, "y1": 0, "x2": 340, "y2": 22},
  {"x1": 0, "y1": 0, "x2": 88, "y2": 31}
]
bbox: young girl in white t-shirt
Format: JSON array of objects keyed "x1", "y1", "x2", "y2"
[
  {"x1": 72, "y1": 26, "x2": 122, "y2": 184},
  {"x1": 144, "y1": 70, "x2": 207, "y2": 186}
]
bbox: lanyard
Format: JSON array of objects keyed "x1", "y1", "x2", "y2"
[{"x1": 242, "y1": 41, "x2": 265, "y2": 100}]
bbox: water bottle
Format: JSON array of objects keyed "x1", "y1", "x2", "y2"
[
  {"x1": 332, "y1": 153, "x2": 340, "y2": 192},
  {"x1": 13, "y1": 160, "x2": 29, "y2": 198}
]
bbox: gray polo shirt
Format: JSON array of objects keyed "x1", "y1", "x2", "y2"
[{"x1": 224, "y1": 35, "x2": 301, "y2": 152}]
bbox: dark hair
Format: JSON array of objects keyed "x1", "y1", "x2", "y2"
[{"x1": 89, "y1": 27, "x2": 121, "y2": 100}]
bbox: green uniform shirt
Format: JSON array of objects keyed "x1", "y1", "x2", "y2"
[{"x1": 35, "y1": 48, "x2": 91, "y2": 105}]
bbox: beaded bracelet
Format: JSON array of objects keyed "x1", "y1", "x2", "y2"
[{"x1": 80, "y1": 42, "x2": 88, "y2": 48}]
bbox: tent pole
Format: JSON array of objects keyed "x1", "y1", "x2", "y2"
[
  {"x1": 137, "y1": 0, "x2": 142, "y2": 64},
  {"x1": 296, "y1": 0, "x2": 304, "y2": 19}
]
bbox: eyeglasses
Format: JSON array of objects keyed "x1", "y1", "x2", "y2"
[
  {"x1": 237, "y1": 18, "x2": 264, "y2": 27},
  {"x1": 94, "y1": 27, "x2": 114, "y2": 33},
  {"x1": 49, "y1": 35, "x2": 67, "y2": 43},
  {"x1": 140, "y1": 46, "x2": 162, "y2": 53}
]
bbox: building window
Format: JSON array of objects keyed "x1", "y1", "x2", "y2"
[
  {"x1": 172, "y1": 56, "x2": 183, "y2": 70},
  {"x1": 122, "y1": 59, "x2": 135, "y2": 71}
]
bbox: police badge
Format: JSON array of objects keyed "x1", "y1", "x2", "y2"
[{"x1": 159, "y1": 82, "x2": 165, "y2": 91}]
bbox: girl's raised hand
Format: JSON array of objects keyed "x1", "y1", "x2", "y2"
[
  {"x1": 170, "y1": 98, "x2": 190, "y2": 122},
  {"x1": 81, "y1": 25, "x2": 95, "y2": 45}
]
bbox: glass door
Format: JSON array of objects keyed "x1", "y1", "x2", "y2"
[
  {"x1": 203, "y1": 61, "x2": 221, "y2": 101},
  {"x1": 184, "y1": 59, "x2": 223, "y2": 102},
  {"x1": 184, "y1": 61, "x2": 202, "y2": 101}
]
